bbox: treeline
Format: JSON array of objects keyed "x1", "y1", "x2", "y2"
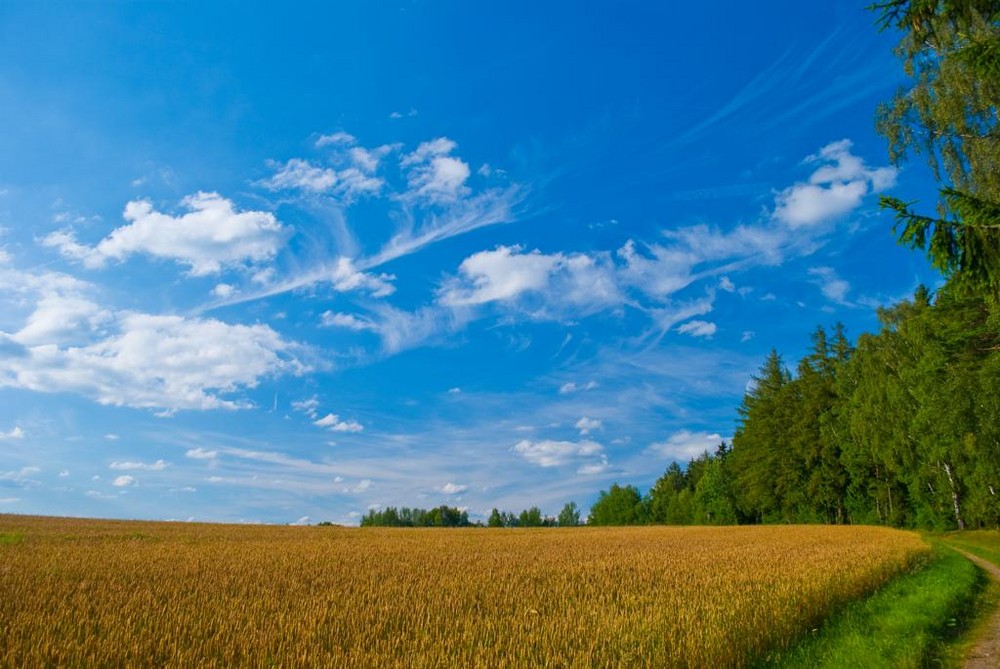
[
  {"x1": 360, "y1": 502, "x2": 583, "y2": 528},
  {"x1": 593, "y1": 285, "x2": 1000, "y2": 530},
  {"x1": 731, "y1": 285, "x2": 999, "y2": 529},
  {"x1": 360, "y1": 505, "x2": 472, "y2": 527},
  {"x1": 486, "y1": 502, "x2": 581, "y2": 527}
]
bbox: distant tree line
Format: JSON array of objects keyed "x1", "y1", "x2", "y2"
[
  {"x1": 357, "y1": 502, "x2": 583, "y2": 528},
  {"x1": 360, "y1": 505, "x2": 472, "y2": 527}
]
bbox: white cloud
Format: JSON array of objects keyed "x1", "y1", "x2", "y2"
[
  {"x1": 575, "y1": 417, "x2": 601, "y2": 435},
  {"x1": 320, "y1": 311, "x2": 376, "y2": 331},
  {"x1": 0, "y1": 313, "x2": 306, "y2": 411},
  {"x1": 809, "y1": 266, "x2": 851, "y2": 304},
  {"x1": 0, "y1": 497, "x2": 19, "y2": 504},
  {"x1": 314, "y1": 413, "x2": 364, "y2": 433},
  {"x1": 185, "y1": 448, "x2": 218, "y2": 460},
  {"x1": 315, "y1": 131, "x2": 356, "y2": 148},
  {"x1": 439, "y1": 482, "x2": 467, "y2": 495},
  {"x1": 263, "y1": 157, "x2": 384, "y2": 200},
  {"x1": 329, "y1": 257, "x2": 395, "y2": 297},
  {"x1": 44, "y1": 192, "x2": 289, "y2": 275},
  {"x1": 559, "y1": 380, "x2": 598, "y2": 394},
  {"x1": 290, "y1": 515, "x2": 311, "y2": 526},
  {"x1": 647, "y1": 295, "x2": 716, "y2": 340},
  {"x1": 112, "y1": 475, "x2": 137, "y2": 487},
  {"x1": 110, "y1": 459, "x2": 168, "y2": 471},
  {"x1": 12, "y1": 294, "x2": 112, "y2": 346},
  {"x1": 773, "y1": 139, "x2": 897, "y2": 228},
  {"x1": 401, "y1": 137, "x2": 470, "y2": 204},
  {"x1": 0, "y1": 466, "x2": 39, "y2": 483},
  {"x1": 577, "y1": 455, "x2": 609, "y2": 475},
  {"x1": 291, "y1": 398, "x2": 319, "y2": 419},
  {"x1": 212, "y1": 283, "x2": 236, "y2": 299},
  {"x1": 676, "y1": 320, "x2": 718, "y2": 338},
  {"x1": 439, "y1": 245, "x2": 621, "y2": 317},
  {"x1": 648, "y1": 430, "x2": 726, "y2": 460},
  {"x1": 0, "y1": 426, "x2": 24, "y2": 440},
  {"x1": 264, "y1": 159, "x2": 338, "y2": 192},
  {"x1": 440, "y1": 246, "x2": 558, "y2": 306},
  {"x1": 719, "y1": 276, "x2": 736, "y2": 292},
  {"x1": 512, "y1": 439, "x2": 604, "y2": 468},
  {"x1": 346, "y1": 479, "x2": 372, "y2": 494},
  {"x1": 366, "y1": 304, "x2": 461, "y2": 355}
]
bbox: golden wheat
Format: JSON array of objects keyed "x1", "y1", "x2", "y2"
[{"x1": 0, "y1": 515, "x2": 927, "y2": 668}]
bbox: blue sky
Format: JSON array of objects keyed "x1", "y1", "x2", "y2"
[{"x1": 0, "y1": 2, "x2": 941, "y2": 524}]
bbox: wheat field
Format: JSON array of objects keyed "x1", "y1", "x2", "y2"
[{"x1": 0, "y1": 515, "x2": 927, "y2": 667}]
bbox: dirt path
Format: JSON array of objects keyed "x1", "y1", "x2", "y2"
[{"x1": 956, "y1": 550, "x2": 1000, "y2": 669}]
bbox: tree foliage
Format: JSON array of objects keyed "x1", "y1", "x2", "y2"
[{"x1": 872, "y1": 0, "x2": 1000, "y2": 291}]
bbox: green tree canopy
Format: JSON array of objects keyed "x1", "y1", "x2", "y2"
[{"x1": 872, "y1": 0, "x2": 1000, "y2": 291}]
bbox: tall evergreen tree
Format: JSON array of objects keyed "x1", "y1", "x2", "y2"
[{"x1": 730, "y1": 350, "x2": 793, "y2": 523}]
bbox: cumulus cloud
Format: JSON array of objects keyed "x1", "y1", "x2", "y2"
[
  {"x1": 676, "y1": 320, "x2": 717, "y2": 338},
  {"x1": 575, "y1": 417, "x2": 601, "y2": 435},
  {"x1": 110, "y1": 459, "x2": 168, "y2": 471},
  {"x1": 314, "y1": 413, "x2": 364, "y2": 433},
  {"x1": 43, "y1": 192, "x2": 289, "y2": 275},
  {"x1": 439, "y1": 482, "x2": 467, "y2": 495},
  {"x1": 438, "y1": 245, "x2": 621, "y2": 317},
  {"x1": 290, "y1": 515, "x2": 311, "y2": 526},
  {"x1": 648, "y1": 430, "x2": 726, "y2": 460},
  {"x1": 773, "y1": 139, "x2": 897, "y2": 228},
  {"x1": 512, "y1": 439, "x2": 604, "y2": 468},
  {"x1": 329, "y1": 257, "x2": 395, "y2": 298},
  {"x1": 12, "y1": 294, "x2": 112, "y2": 346},
  {"x1": 0, "y1": 312, "x2": 307, "y2": 412},
  {"x1": 400, "y1": 137, "x2": 471, "y2": 204},
  {"x1": 112, "y1": 475, "x2": 137, "y2": 487}
]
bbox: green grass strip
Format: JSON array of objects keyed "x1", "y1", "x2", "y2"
[
  {"x1": 761, "y1": 543, "x2": 986, "y2": 669},
  {"x1": 938, "y1": 530, "x2": 1000, "y2": 567}
]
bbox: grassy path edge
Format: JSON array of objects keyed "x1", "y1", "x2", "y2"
[
  {"x1": 940, "y1": 545, "x2": 1000, "y2": 668},
  {"x1": 762, "y1": 539, "x2": 990, "y2": 668}
]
